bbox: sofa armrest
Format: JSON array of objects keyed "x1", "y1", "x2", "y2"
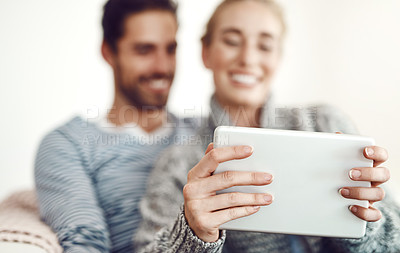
[
  {"x1": 0, "y1": 241, "x2": 47, "y2": 253},
  {"x1": 0, "y1": 190, "x2": 62, "y2": 253}
]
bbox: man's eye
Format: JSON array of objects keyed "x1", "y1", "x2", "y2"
[
  {"x1": 135, "y1": 46, "x2": 152, "y2": 55},
  {"x1": 167, "y1": 43, "x2": 177, "y2": 55}
]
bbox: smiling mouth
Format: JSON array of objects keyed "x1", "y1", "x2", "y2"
[
  {"x1": 145, "y1": 79, "x2": 170, "y2": 92},
  {"x1": 231, "y1": 74, "x2": 258, "y2": 86},
  {"x1": 149, "y1": 79, "x2": 169, "y2": 89}
]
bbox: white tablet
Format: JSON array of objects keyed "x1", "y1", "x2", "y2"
[{"x1": 213, "y1": 126, "x2": 374, "y2": 238}]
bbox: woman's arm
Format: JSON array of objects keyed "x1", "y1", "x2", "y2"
[
  {"x1": 134, "y1": 145, "x2": 227, "y2": 253},
  {"x1": 134, "y1": 143, "x2": 274, "y2": 252}
]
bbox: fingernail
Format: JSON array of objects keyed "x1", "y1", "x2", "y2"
[
  {"x1": 253, "y1": 206, "x2": 260, "y2": 210},
  {"x1": 349, "y1": 205, "x2": 357, "y2": 213},
  {"x1": 264, "y1": 195, "x2": 272, "y2": 202},
  {"x1": 339, "y1": 188, "x2": 350, "y2": 196},
  {"x1": 349, "y1": 169, "x2": 361, "y2": 179},
  {"x1": 365, "y1": 147, "x2": 374, "y2": 157},
  {"x1": 243, "y1": 146, "x2": 253, "y2": 154},
  {"x1": 265, "y1": 174, "x2": 273, "y2": 182}
]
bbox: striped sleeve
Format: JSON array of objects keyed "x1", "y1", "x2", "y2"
[{"x1": 34, "y1": 129, "x2": 110, "y2": 252}]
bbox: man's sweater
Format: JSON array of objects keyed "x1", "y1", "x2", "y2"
[
  {"x1": 35, "y1": 114, "x2": 196, "y2": 253},
  {"x1": 134, "y1": 96, "x2": 400, "y2": 253}
]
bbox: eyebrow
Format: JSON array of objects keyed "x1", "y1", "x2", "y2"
[
  {"x1": 133, "y1": 43, "x2": 155, "y2": 50},
  {"x1": 221, "y1": 27, "x2": 275, "y2": 39},
  {"x1": 131, "y1": 40, "x2": 177, "y2": 48},
  {"x1": 222, "y1": 28, "x2": 241, "y2": 35}
]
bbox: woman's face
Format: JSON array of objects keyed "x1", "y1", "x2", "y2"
[{"x1": 203, "y1": 1, "x2": 283, "y2": 108}]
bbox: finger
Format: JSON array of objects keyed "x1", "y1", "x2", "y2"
[
  {"x1": 201, "y1": 192, "x2": 273, "y2": 212},
  {"x1": 335, "y1": 131, "x2": 343, "y2": 134},
  {"x1": 349, "y1": 205, "x2": 382, "y2": 222},
  {"x1": 349, "y1": 167, "x2": 390, "y2": 184},
  {"x1": 212, "y1": 206, "x2": 261, "y2": 227},
  {"x1": 364, "y1": 146, "x2": 388, "y2": 167},
  {"x1": 205, "y1": 143, "x2": 214, "y2": 155},
  {"x1": 198, "y1": 171, "x2": 273, "y2": 194},
  {"x1": 339, "y1": 187, "x2": 385, "y2": 202},
  {"x1": 190, "y1": 146, "x2": 253, "y2": 179}
]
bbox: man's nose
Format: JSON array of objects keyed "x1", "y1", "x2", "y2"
[{"x1": 154, "y1": 50, "x2": 175, "y2": 74}]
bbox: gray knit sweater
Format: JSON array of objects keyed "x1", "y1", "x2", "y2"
[{"x1": 134, "y1": 96, "x2": 400, "y2": 253}]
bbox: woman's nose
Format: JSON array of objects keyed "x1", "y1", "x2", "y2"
[{"x1": 238, "y1": 43, "x2": 258, "y2": 67}]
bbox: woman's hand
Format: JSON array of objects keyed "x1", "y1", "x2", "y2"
[
  {"x1": 340, "y1": 146, "x2": 390, "y2": 221},
  {"x1": 183, "y1": 143, "x2": 273, "y2": 242}
]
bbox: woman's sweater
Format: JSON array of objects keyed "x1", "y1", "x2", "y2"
[{"x1": 134, "y1": 96, "x2": 400, "y2": 253}]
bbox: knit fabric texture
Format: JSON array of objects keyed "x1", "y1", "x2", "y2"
[
  {"x1": 134, "y1": 96, "x2": 400, "y2": 253},
  {"x1": 0, "y1": 190, "x2": 62, "y2": 253}
]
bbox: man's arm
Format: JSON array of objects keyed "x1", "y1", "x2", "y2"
[{"x1": 35, "y1": 130, "x2": 110, "y2": 253}]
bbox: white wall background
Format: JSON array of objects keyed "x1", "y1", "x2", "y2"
[{"x1": 0, "y1": 0, "x2": 399, "y2": 203}]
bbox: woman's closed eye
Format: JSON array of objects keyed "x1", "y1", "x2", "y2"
[
  {"x1": 258, "y1": 39, "x2": 275, "y2": 52},
  {"x1": 259, "y1": 43, "x2": 272, "y2": 52},
  {"x1": 223, "y1": 36, "x2": 242, "y2": 47}
]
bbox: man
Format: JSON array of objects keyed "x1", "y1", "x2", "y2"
[{"x1": 34, "y1": 0, "x2": 193, "y2": 252}]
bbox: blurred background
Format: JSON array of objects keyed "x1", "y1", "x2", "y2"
[{"x1": 0, "y1": 0, "x2": 399, "y2": 203}]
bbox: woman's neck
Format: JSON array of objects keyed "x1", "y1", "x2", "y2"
[
  {"x1": 215, "y1": 96, "x2": 263, "y2": 128},
  {"x1": 228, "y1": 105, "x2": 262, "y2": 128}
]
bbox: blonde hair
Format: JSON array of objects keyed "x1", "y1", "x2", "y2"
[{"x1": 201, "y1": 0, "x2": 286, "y2": 47}]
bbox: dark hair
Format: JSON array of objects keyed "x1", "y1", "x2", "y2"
[{"x1": 102, "y1": 0, "x2": 178, "y2": 52}]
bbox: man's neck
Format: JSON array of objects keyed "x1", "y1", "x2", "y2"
[{"x1": 107, "y1": 101, "x2": 167, "y2": 133}]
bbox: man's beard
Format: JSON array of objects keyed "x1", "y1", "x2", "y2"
[{"x1": 117, "y1": 71, "x2": 174, "y2": 111}]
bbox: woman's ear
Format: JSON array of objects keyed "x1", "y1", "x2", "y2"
[
  {"x1": 202, "y1": 44, "x2": 211, "y2": 69},
  {"x1": 101, "y1": 40, "x2": 116, "y2": 67}
]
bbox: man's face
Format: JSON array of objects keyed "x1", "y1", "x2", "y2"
[{"x1": 112, "y1": 10, "x2": 177, "y2": 109}]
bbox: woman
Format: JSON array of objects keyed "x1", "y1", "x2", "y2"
[{"x1": 134, "y1": 0, "x2": 399, "y2": 252}]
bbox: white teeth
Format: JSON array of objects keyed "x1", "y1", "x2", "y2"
[
  {"x1": 231, "y1": 74, "x2": 257, "y2": 85},
  {"x1": 149, "y1": 79, "x2": 168, "y2": 89}
]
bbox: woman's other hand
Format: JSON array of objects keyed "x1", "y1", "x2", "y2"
[{"x1": 340, "y1": 146, "x2": 390, "y2": 221}]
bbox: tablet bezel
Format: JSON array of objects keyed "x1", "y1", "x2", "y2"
[{"x1": 213, "y1": 126, "x2": 374, "y2": 238}]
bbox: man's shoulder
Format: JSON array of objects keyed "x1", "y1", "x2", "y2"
[
  {"x1": 60, "y1": 115, "x2": 102, "y2": 132},
  {"x1": 39, "y1": 115, "x2": 103, "y2": 147}
]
